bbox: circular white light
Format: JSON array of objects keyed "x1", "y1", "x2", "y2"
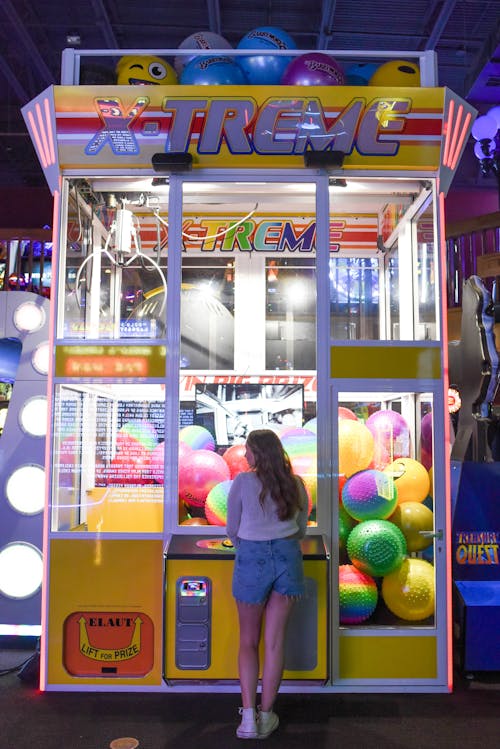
[
  {"x1": 19, "y1": 397, "x2": 47, "y2": 436},
  {"x1": 13, "y1": 301, "x2": 45, "y2": 333},
  {"x1": 32, "y1": 341, "x2": 50, "y2": 374},
  {"x1": 0, "y1": 543, "x2": 43, "y2": 598},
  {"x1": 471, "y1": 114, "x2": 497, "y2": 141},
  {"x1": 6, "y1": 465, "x2": 45, "y2": 514}
]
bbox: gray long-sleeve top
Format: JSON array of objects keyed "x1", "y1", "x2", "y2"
[{"x1": 226, "y1": 471, "x2": 309, "y2": 547}]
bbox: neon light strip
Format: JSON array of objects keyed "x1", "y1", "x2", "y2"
[
  {"x1": 35, "y1": 102, "x2": 51, "y2": 168},
  {"x1": 26, "y1": 110, "x2": 48, "y2": 168},
  {"x1": 441, "y1": 98, "x2": 454, "y2": 167},
  {"x1": 0, "y1": 624, "x2": 41, "y2": 636},
  {"x1": 44, "y1": 97, "x2": 56, "y2": 165},
  {"x1": 438, "y1": 187, "x2": 454, "y2": 692},
  {"x1": 446, "y1": 104, "x2": 463, "y2": 168},
  {"x1": 449, "y1": 113, "x2": 472, "y2": 171},
  {"x1": 39, "y1": 183, "x2": 61, "y2": 692}
]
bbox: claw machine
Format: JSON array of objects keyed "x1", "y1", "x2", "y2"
[{"x1": 21, "y1": 46, "x2": 475, "y2": 692}]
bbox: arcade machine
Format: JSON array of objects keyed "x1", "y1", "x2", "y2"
[
  {"x1": 0, "y1": 289, "x2": 50, "y2": 639},
  {"x1": 449, "y1": 276, "x2": 500, "y2": 675},
  {"x1": 21, "y1": 35, "x2": 476, "y2": 692}
]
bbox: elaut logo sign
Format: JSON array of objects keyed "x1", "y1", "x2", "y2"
[{"x1": 63, "y1": 611, "x2": 154, "y2": 677}]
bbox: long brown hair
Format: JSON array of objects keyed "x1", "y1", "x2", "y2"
[{"x1": 245, "y1": 429, "x2": 305, "y2": 521}]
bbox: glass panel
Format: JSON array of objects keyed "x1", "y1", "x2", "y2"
[
  {"x1": 338, "y1": 393, "x2": 435, "y2": 628},
  {"x1": 61, "y1": 180, "x2": 168, "y2": 340},
  {"x1": 266, "y1": 258, "x2": 316, "y2": 370},
  {"x1": 415, "y1": 205, "x2": 437, "y2": 341},
  {"x1": 329, "y1": 257, "x2": 380, "y2": 340},
  {"x1": 51, "y1": 383, "x2": 165, "y2": 533},
  {"x1": 181, "y1": 258, "x2": 235, "y2": 370},
  {"x1": 178, "y1": 181, "x2": 318, "y2": 530},
  {"x1": 387, "y1": 250, "x2": 400, "y2": 340}
]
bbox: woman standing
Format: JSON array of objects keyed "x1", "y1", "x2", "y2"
[{"x1": 226, "y1": 429, "x2": 309, "y2": 739}]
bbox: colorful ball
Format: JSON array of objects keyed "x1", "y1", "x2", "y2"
[
  {"x1": 339, "y1": 406, "x2": 357, "y2": 421},
  {"x1": 281, "y1": 432, "x2": 316, "y2": 512},
  {"x1": 347, "y1": 519, "x2": 407, "y2": 577},
  {"x1": 117, "y1": 420, "x2": 158, "y2": 452},
  {"x1": 369, "y1": 60, "x2": 421, "y2": 87},
  {"x1": 366, "y1": 409, "x2": 410, "y2": 470},
  {"x1": 420, "y1": 411, "x2": 433, "y2": 452},
  {"x1": 389, "y1": 501, "x2": 434, "y2": 552},
  {"x1": 175, "y1": 31, "x2": 232, "y2": 75},
  {"x1": 281, "y1": 52, "x2": 345, "y2": 86},
  {"x1": 345, "y1": 62, "x2": 378, "y2": 85},
  {"x1": 179, "y1": 424, "x2": 215, "y2": 451},
  {"x1": 116, "y1": 55, "x2": 178, "y2": 85},
  {"x1": 338, "y1": 420, "x2": 374, "y2": 478},
  {"x1": 342, "y1": 469, "x2": 398, "y2": 521},
  {"x1": 339, "y1": 503, "x2": 357, "y2": 555},
  {"x1": 222, "y1": 443, "x2": 250, "y2": 478},
  {"x1": 150, "y1": 442, "x2": 165, "y2": 484},
  {"x1": 107, "y1": 443, "x2": 152, "y2": 485},
  {"x1": 382, "y1": 558, "x2": 435, "y2": 621},
  {"x1": 178, "y1": 449, "x2": 230, "y2": 507},
  {"x1": 339, "y1": 564, "x2": 378, "y2": 624},
  {"x1": 180, "y1": 56, "x2": 247, "y2": 85},
  {"x1": 205, "y1": 480, "x2": 232, "y2": 525},
  {"x1": 236, "y1": 26, "x2": 297, "y2": 85},
  {"x1": 303, "y1": 417, "x2": 317, "y2": 433},
  {"x1": 180, "y1": 517, "x2": 208, "y2": 526},
  {"x1": 384, "y1": 457, "x2": 430, "y2": 503}
]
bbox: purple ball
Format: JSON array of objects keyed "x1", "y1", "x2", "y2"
[
  {"x1": 421, "y1": 412, "x2": 433, "y2": 452},
  {"x1": 281, "y1": 52, "x2": 345, "y2": 86},
  {"x1": 342, "y1": 469, "x2": 398, "y2": 521}
]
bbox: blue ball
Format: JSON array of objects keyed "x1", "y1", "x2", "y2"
[
  {"x1": 180, "y1": 56, "x2": 247, "y2": 85},
  {"x1": 237, "y1": 26, "x2": 296, "y2": 85},
  {"x1": 345, "y1": 62, "x2": 378, "y2": 86}
]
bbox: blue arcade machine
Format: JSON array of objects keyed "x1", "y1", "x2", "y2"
[{"x1": 449, "y1": 275, "x2": 500, "y2": 675}]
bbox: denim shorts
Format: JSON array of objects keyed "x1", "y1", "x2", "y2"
[{"x1": 232, "y1": 538, "x2": 304, "y2": 605}]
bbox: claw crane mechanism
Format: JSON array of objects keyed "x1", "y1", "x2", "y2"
[{"x1": 75, "y1": 198, "x2": 167, "y2": 337}]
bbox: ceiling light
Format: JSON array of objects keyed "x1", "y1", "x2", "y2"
[{"x1": 471, "y1": 106, "x2": 500, "y2": 204}]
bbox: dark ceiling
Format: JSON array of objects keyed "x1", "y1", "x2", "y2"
[{"x1": 0, "y1": 0, "x2": 499, "y2": 190}]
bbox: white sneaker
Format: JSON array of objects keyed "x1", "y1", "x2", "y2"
[
  {"x1": 236, "y1": 707, "x2": 258, "y2": 739},
  {"x1": 257, "y1": 709, "x2": 279, "y2": 739}
]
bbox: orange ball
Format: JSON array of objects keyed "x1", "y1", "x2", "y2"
[{"x1": 338, "y1": 420, "x2": 374, "y2": 478}]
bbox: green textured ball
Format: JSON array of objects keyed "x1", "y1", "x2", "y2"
[
  {"x1": 339, "y1": 503, "x2": 357, "y2": 553},
  {"x1": 347, "y1": 519, "x2": 407, "y2": 577}
]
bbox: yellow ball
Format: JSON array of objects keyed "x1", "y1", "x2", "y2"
[
  {"x1": 116, "y1": 55, "x2": 178, "y2": 85},
  {"x1": 428, "y1": 466, "x2": 433, "y2": 498},
  {"x1": 338, "y1": 420, "x2": 374, "y2": 479},
  {"x1": 389, "y1": 501, "x2": 434, "y2": 552},
  {"x1": 384, "y1": 457, "x2": 430, "y2": 503},
  {"x1": 382, "y1": 558, "x2": 435, "y2": 621},
  {"x1": 369, "y1": 60, "x2": 421, "y2": 87}
]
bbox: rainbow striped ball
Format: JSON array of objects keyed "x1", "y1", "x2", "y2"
[
  {"x1": 205, "y1": 480, "x2": 232, "y2": 525},
  {"x1": 342, "y1": 469, "x2": 398, "y2": 521},
  {"x1": 347, "y1": 519, "x2": 407, "y2": 577},
  {"x1": 179, "y1": 425, "x2": 215, "y2": 451},
  {"x1": 339, "y1": 564, "x2": 378, "y2": 624}
]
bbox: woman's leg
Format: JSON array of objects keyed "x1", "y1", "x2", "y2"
[
  {"x1": 236, "y1": 600, "x2": 265, "y2": 708},
  {"x1": 260, "y1": 591, "x2": 295, "y2": 712}
]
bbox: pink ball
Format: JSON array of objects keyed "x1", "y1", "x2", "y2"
[
  {"x1": 366, "y1": 410, "x2": 410, "y2": 470},
  {"x1": 107, "y1": 443, "x2": 152, "y2": 485},
  {"x1": 222, "y1": 444, "x2": 250, "y2": 478},
  {"x1": 178, "y1": 449, "x2": 230, "y2": 508},
  {"x1": 420, "y1": 412, "x2": 433, "y2": 452},
  {"x1": 150, "y1": 441, "x2": 192, "y2": 484},
  {"x1": 281, "y1": 52, "x2": 345, "y2": 86}
]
